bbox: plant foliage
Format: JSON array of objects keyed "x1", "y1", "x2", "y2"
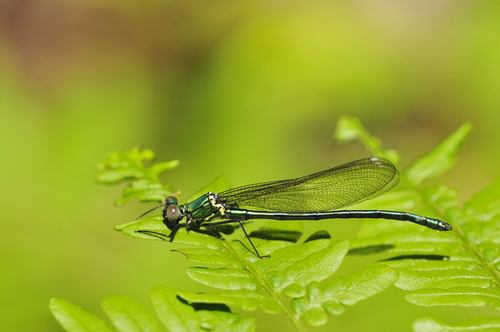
[
  {"x1": 50, "y1": 118, "x2": 500, "y2": 331},
  {"x1": 337, "y1": 117, "x2": 500, "y2": 330}
]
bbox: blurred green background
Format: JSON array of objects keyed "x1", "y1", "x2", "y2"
[{"x1": 1, "y1": 1, "x2": 500, "y2": 331}]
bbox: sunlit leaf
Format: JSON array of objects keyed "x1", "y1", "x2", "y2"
[
  {"x1": 171, "y1": 247, "x2": 246, "y2": 269},
  {"x1": 196, "y1": 311, "x2": 255, "y2": 332},
  {"x1": 116, "y1": 217, "x2": 224, "y2": 250},
  {"x1": 186, "y1": 267, "x2": 261, "y2": 291},
  {"x1": 291, "y1": 265, "x2": 398, "y2": 326},
  {"x1": 413, "y1": 316, "x2": 500, "y2": 332},
  {"x1": 102, "y1": 295, "x2": 162, "y2": 332},
  {"x1": 150, "y1": 285, "x2": 203, "y2": 332},
  {"x1": 334, "y1": 116, "x2": 400, "y2": 163},
  {"x1": 178, "y1": 291, "x2": 281, "y2": 313},
  {"x1": 49, "y1": 298, "x2": 112, "y2": 332},
  {"x1": 96, "y1": 146, "x2": 179, "y2": 204},
  {"x1": 256, "y1": 239, "x2": 348, "y2": 292},
  {"x1": 406, "y1": 286, "x2": 500, "y2": 308},
  {"x1": 396, "y1": 269, "x2": 492, "y2": 291},
  {"x1": 464, "y1": 178, "x2": 500, "y2": 221}
]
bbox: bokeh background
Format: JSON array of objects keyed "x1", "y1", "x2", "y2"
[{"x1": 2, "y1": 1, "x2": 500, "y2": 331}]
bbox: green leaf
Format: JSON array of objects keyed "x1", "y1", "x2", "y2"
[
  {"x1": 405, "y1": 123, "x2": 472, "y2": 186},
  {"x1": 186, "y1": 267, "x2": 261, "y2": 291},
  {"x1": 464, "y1": 178, "x2": 500, "y2": 221},
  {"x1": 413, "y1": 316, "x2": 500, "y2": 332},
  {"x1": 97, "y1": 147, "x2": 156, "y2": 183},
  {"x1": 115, "y1": 217, "x2": 224, "y2": 251},
  {"x1": 396, "y1": 269, "x2": 492, "y2": 291},
  {"x1": 52, "y1": 289, "x2": 257, "y2": 332},
  {"x1": 96, "y1": 146, "x2": 179, "y2": 204},
  {"x1": 150, "y1": 285, "x2": 204, "y2": 332},
  {"x1": 171, "y1": 247, "x2": 246, "y2": 269},
  {"x1": 151, "y1": 287, "x2": 257, "y2": 332},
  {"x1": 178, "y1": 290, "x2": 281, "y2": 313},
  {"x1": 196, "y1": 311, "x2": 255, "y2": 332},
  {"x1": 101, "y1": 294, "x2": 162, "y2": 332},
  {"x1": 255, "y1": 239, "x2": 349, "y2": 293},
  {"x1": 334, "y1": 116, "x2": 400, "y2": 163},
  {"x1": 291, "y1": 265, "x2": 398, "y2": 326},
  {"x1": 405, "y1": 286, "x2": 500, "y2": 308},
  {"x1": 49, "y1": 298, "x2": 113, "y2": 332},
  {"x1": 231, "y1": 222, "x2": 305, "y2": 260},
  {"x1": 352, "y1": 226, "x2": 459, "y2": 256}
]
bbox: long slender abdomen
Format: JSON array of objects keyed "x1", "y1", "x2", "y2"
[{"x1": 227, "y1": 209, "x2": 451, "y2": 231}]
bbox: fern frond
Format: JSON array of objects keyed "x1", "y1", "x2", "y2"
[
  {"x1": 97, "y1": 146, "x2": 179, "y2": 204},
  {"x1": 52, "y1": 119, "x2": 499, "y2": 331},
  {"x1": 336, "y1": 118, "x2": 500, "y2": 328}
]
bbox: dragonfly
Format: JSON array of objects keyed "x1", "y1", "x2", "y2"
[{"x1": 136, "y1": 157, "x2": 452, "y2": 258}]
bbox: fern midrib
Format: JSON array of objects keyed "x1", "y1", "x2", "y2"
[
  {"x1": 221, "y1": 241, "x2": 308, "y2": 332},
  {"x1": 422, "y1": 184, "x2": 500, "y2": 287},
  {"x1": 414, "y1": 184, "x2": 500, "y2": 288},
  {"x1": 454, "y1": 225, "x2": 500, "y2": 288}
]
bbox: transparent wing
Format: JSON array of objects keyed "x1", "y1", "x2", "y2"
[{"x1": 218, "y1": 157, "x2": 400, "y2": 212}]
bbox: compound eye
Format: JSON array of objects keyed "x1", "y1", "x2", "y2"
[
  {"x1": 165, "y1": 205, "x2": 181, "y2": 222},
  {"x1": 165, "y1": 196, "x2": 179, "y2": 206}
]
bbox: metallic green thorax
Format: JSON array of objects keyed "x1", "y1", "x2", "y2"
[{"x1": 173, "y1": 193, "x2": 225, "y2": 229}]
